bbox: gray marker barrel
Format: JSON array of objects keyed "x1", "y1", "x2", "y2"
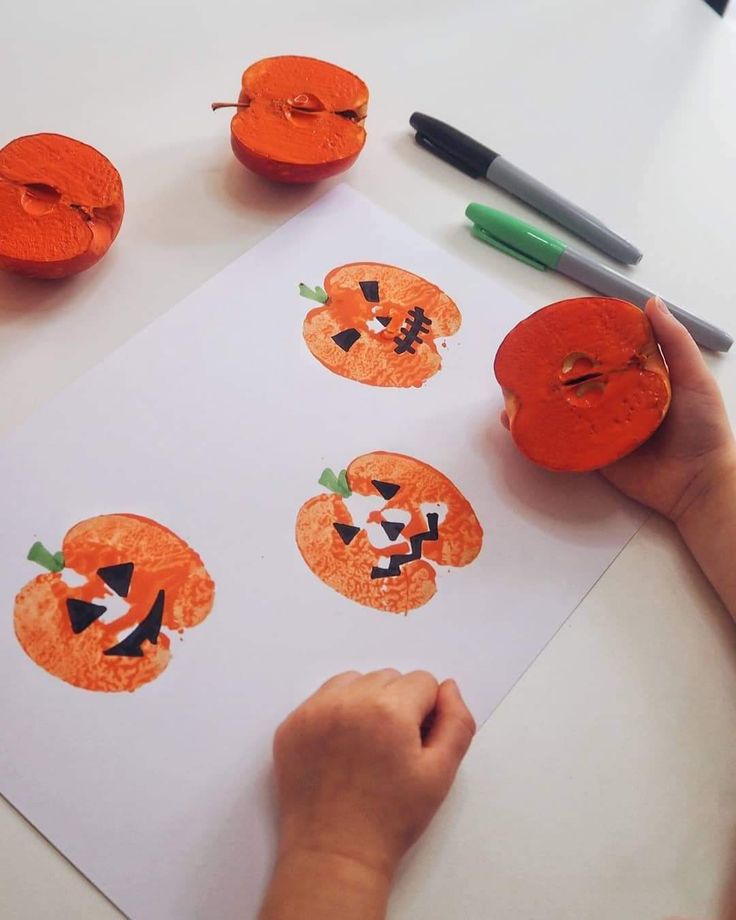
[
  {"x1": 558, "y1": 248, "x2": 733, "y2": 352},
  {"x1": 487, "y1": 157, "x2": 643, "y2": 266}
]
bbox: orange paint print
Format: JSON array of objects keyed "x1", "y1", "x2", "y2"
[
  {"x1": 296, "y1": 452, "x2": 483, "y2": 614},
  {"x1": 14, "y1": 514, "x2": 215, "y2": 693},
  {"x1": 300, "y1": 263, "x2": 461, "y2": 388}
]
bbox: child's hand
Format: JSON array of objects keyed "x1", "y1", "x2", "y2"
[
  {"x1": 272, "y1": 670, "x2": 475, "y2": 878},
  {"x1": 600, "y1": 298, "x2": 735, "y2": 521}
]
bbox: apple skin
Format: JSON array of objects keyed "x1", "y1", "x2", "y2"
[{"x1": 229, "y1": 132, "x2": 363, "y2": 184}]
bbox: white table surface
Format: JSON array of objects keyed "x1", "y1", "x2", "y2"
[{"x1": 2, "y1": 0, "x2": 736, "y2": 917}]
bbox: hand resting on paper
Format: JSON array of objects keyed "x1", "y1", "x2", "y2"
[
  {"x1": 258, "y1": 669, "x2": 475, "y2": 920},
  {"x1": 501, "y1": 296, "x2": 736, "y2": 617}
]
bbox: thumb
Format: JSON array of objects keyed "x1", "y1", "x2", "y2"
[
  {"x1": 645, "y1": 296, "x2": 711, "y2": 390},
  {"x1": 424, "y1": 679, "x2": 476, "y2": 769}
]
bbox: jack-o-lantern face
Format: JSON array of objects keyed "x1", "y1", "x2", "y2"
[
  {"x1": 13, "y1": 514, "x2": 215, "y2": 692},
  {"x1": 296, "y1": 452, "x2": 483, "y2": 614},
  {"x1": 300, "y1": 263, "x2": 462, "y2": 388}
]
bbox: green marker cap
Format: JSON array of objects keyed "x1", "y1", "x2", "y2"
[{"x1": 464, "y1": 203, "x2": 566, "y2": 271}]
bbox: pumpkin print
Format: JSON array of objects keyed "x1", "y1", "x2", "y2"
[
  {"x1": 296, "y1": 452, "x2": 483, "y2": 614},
  {"x1": 300, "y1": 263, "x2": 462, "y2": 388},
  {"x1": 14, "y1": 514, "x2": 215, "y2": 692}
]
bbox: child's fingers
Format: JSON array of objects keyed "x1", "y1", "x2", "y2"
[
  {"x1": 317, "y1": 670, "x2": 362, "y2": 693},
  {"x1": 645, "y1": 296, "x2": 711, "y2": 389},
  {"x1": 423, "y1": 679, "x2": 476, "y2": 766},
  {"x1": 360, "y1": 667, "x2": 402, "y2": 689},
  {"x1": 500, "y1": 410, "x2": 510, "y2": 431},
  {"x1": 391, "y1": 670, "x2": 439, "y2": 724},
  {"x1": 298, "y1": 670, "x2": 361, "y2": 708}
]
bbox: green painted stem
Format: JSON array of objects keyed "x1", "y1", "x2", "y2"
[
  {"x1": 319, "y1": 468, "x2": 352, "y2": 498},
  {"x1": 298, "y1": 283, "x2": 328, "y2": 304},
  {"x1": 27, "y1": 541, "x2": 65, "y2": 573}
]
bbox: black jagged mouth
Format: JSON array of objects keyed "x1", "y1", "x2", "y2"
[
  {"x1": 331, "y1": 479, "x2": 442, "y2": 580},
  {"x1": 370, "y1": 513, "x2": 439, "y2": 579}
]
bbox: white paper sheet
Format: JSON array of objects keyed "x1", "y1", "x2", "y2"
[{"x1": 0, "y1": 186, "x2": 644, "y2": 919}]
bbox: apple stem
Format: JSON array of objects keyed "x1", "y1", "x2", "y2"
[{"x1": 211, "y1": 101, "x2": 251, "y2": 112}]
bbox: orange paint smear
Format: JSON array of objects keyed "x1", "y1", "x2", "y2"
[
  {"x1": 494, "y1": 297, "x2": 671, "y2": 472},
  {"x1": 14, "y1": 514, "x2": 214, "y2": 692},
  {"x1": 0, "y1": 133, "x2": 124, "y2": 279},
  {"x1": 303, "y1": 263, "x2": 462, "y2": 388},
  {"x1": 296, "y1": 452, "x2": 483, "y2": 614},
  {"x1": 230, "y1": 56, "x2": 368, "y2": 183}
]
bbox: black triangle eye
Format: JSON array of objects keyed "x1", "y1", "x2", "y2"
[
  {"x1": 380, "y1": 521, "x2": 405, "y2": 541},
  {"x1": 104, "y1": 590, "x2": 165, "y2": 658},
  {"x1": 359, "y1": 280, "x2": 380, "y2": 302},
  {"x1": 67, "y1": 598, "x2": 106, "y2": 634},
  {"x1": 332, "y1": 328, "x2": 361, "y2": 352},
  {"x1": 375, "y1": 316, "x2": 391, "y2": 328},
  {"x1": 97, "y1": 562, "x2": 134, "y2": 597},
  {"x1": 372, "y1": 479, "x2": 400, "y2": 500},
  {"x1": 333, "y1": 522, "x2": 361, "y2": 545}
]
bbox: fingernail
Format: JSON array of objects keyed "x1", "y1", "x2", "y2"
[{"x1": 653, "y1": 295, "x2": 669, "y2": 314}]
